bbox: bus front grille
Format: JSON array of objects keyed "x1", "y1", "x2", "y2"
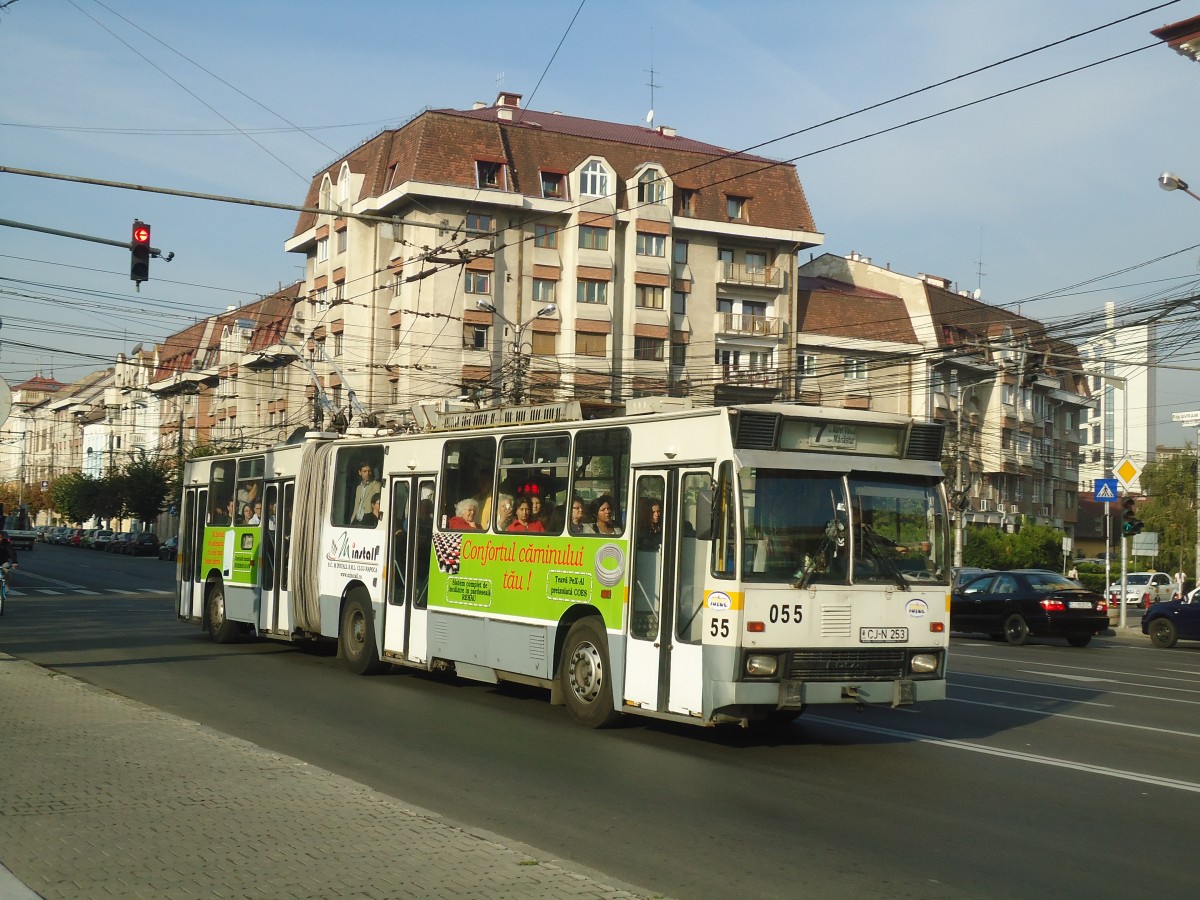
[{"x1": 786, "y1": 648, "x2": 907, "y2": 680}]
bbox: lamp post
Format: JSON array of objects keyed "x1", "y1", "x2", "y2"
[
  {"x1": 476, "y1": 300, "x2": 557, "y2": 405},
  {"x1": 1158, "y1": 171, "x2": 1200, "y2": 592},
  {"x1": 953, "y1": 378, "x2": 984, "y2": 568}
]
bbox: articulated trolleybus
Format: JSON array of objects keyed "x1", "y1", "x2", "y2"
[{"x1": 177, "y1": 402, "x2": 950, "y2": 728}]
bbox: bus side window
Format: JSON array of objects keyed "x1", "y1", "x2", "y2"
[
  {"x1": 334, "y1": 446, "x2": 384, "y2": 528},
  {"x1": 440, "y1": 438, "x2": 496, "y2": 531},
  {"x1": 570, "y1": 428, "x2": 631, "y2": 537}
]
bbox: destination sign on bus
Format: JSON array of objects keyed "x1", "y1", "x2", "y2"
[{"x1": 779, "y1": 420, "x2": 903, "y2": 457}]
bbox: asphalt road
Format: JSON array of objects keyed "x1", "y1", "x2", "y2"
[{"x1": 3, "y1": 544, "x2": 1198, "y2": 899}]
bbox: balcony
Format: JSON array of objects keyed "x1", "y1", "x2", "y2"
[
  {"x1": 713, "y1": 313, "x2": 784, "y2": 339},
  {"x1": 718, "y1": 262, "x2": 785, "y2": 290},
  {"x1": 718, "y1": 365, "x2": 782, "y2": 389}
]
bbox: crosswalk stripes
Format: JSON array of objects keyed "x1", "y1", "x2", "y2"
[{"x1": 5, "y1": 589, "x2": 173, "y2": 598}]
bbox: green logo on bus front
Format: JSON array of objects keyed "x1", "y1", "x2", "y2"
[{"x1": 429, "y1": 532, "x2": 626, "y2": 622}]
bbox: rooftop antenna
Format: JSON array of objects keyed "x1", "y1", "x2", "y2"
[
  {"x1": 645, "y1": 30, "x2": 660, "y2": 129},
  {"x1": 975, "y1": 227, "x2": 987, "y2": 303},
  {"x1": 495, "y1": 71, "x2": 505, "y2": 95}
]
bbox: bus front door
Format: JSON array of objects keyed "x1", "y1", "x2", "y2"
[
  {"x1": 382, "y1": 476, "x2": 434, "y2": 664},
  {"x1": 179, "y1": 487, "x2": 207, "y2": 621},
  {"x1": 623, "y1": 469, "x2": 709, "y2": 717}
]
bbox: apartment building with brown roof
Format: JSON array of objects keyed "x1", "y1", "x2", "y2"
[{"x1": 284, "y1": 91, "x2": 823, "y2": 417}]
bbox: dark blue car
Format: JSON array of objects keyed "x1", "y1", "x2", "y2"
[{"x1": 1142, "y1": 590, "x2": 1200, "y2": 648}]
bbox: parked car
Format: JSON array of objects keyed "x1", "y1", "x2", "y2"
[
  {"x1": 107, "y1": 532, "x2": 134, "y2": 554},
  {"x1": 128, "y1": 532, "x2": 160, "y2": 557},
  {"x1": 35, "y1": 526, "x2": 53, "y2": 543},
  {"x1": 158, "y1": 536, "x2": 178, "y2": 561},
  {"x1": 91, "y1": 529, "x2": 115, "y2": 551},
  {"x1": 951, "y1": 569, "x2": 1110, "y2": 647},
  {"x1": 1106, "y1": 571, "x2": 1177, "y2": 608},
  {"x1": 67, "y1": 528, "x2": 85, "y2": 547},
  {"x1": 80, "y1": 529, "x2": 99, "y2": 549},
  {"x1": 1142, "y1": 590, "x2": 1200, "y2": 648},
  {"x1": 51, "y1": 527, "x2": 72, "y2": 545}
]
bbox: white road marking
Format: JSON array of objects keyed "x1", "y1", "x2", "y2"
[
  {"x1": 951, "y1": 683, "x2": 1113, "y2": 707},
  {"x1": 807, "y1": 715, "x2": 1200, "y2": 793},
  {"x1": 946, "y1": 697, "x2": 1200, "y2": 739}
]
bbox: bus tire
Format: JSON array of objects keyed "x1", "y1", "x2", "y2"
[
  {"x1": 560, "y1": 617, "x2": 621, "y2": 728},
  {"x1": 206, "y1": 582, "x2": 239, "y2": 644},
  {"x1": 340, "y1": 593, "x2": 385, "y2": 675}
]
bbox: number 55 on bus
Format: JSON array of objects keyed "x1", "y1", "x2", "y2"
[{"x1": 175, "y1": 402, "x2": 949, "y2": 728}]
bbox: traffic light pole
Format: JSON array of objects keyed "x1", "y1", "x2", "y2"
[{"x1": 1120, "y1": 529, "x2": 1128, "y2": 631}]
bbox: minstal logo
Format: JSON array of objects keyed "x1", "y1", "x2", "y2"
[{"x1": 326, "y1": 532, "x2": 380, "y2": 562}]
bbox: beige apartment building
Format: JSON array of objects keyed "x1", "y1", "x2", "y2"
[{"x1": 282, "y1": 91, "x2": 823, "y2": 418}]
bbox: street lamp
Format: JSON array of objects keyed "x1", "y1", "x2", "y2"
[
  {"x1": 476, "y1": 300, "x2": 557, "y2": 404},
  {"x1": 1158, "y1": 171, "x2": 1200, "y2": 203},
  {"x1": 1159, "y1": 171, "x2": 1200, "y2": 592}
]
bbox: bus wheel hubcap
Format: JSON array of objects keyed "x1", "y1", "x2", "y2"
[{"x1": 569, "y1": 642, "x2": 603, "y2": 703}]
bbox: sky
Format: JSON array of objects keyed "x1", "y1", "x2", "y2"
[{"x1": 2, "y1": 0, "x2": 1199, "y2": 444}]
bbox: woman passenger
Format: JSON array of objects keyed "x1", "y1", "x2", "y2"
[
  {"x1": 507, "y1": 496, "x2": 545, "y2": 532},
  {"x1": 592, "y1": 494, "x2": 619, "y2": 535},
  {"x1": 448, "y1": 498, "x2": 481, "y2": 531}
]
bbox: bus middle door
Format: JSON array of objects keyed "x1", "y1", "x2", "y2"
[
  {"x1": 623, "y1": 469, "x2": 708, "y2": 718},
  {"x1": 381, "y1": 476, "x2": 434, "y2": 664}
]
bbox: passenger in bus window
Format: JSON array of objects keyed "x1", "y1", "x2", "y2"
[
  {"x1": 494, "y1": 493, "x2": 514, "y2": 531},
  {"x1": 211, "y1": 497, "x2": 235, "y2": 526},
  {"x1": 236, "y1": 482, "x2": 259, "y2": 518},
  {"x1": 448, "y1": 498, "x2": 481, "y2": 530},
  {"x1": 350, "y1": 463, "x2": 382, "y2": 525},
  {"x1": 592, "y1": 495, "x2": 620, "y2": 535},
  {"x1": 569, "y1": 497, "x2": 592, "y2": 534},
  {"x1": 638, "y1": 500, "x2": 663, "y2": 549},
  {"x1": 473, "y1": 471, "x2": 495, "y2": 528},
  {"x1": 247, "y1": 500, "x2": 263, "y2": 526},
  {"x1": 360, "y1": 496, "x2": 382, "y2": 528},
  {"x1": 539, "y1": 497, "x2": 560, "y2": 533},
  {"x1": 508, "y1": 496, "x2": 545, "y2": 532}
]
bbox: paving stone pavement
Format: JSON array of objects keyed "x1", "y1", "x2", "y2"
[{"x1": 0, "y1": 654, "x2": 659, "y2": 900}]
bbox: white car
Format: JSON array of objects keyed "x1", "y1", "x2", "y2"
[{"x1": 1106, "y1": 572, "x2": 1178, "y2": 609}]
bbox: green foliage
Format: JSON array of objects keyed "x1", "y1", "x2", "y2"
[
  {"x1": 1138, "y1": 452, "x2": 1196, "y2": 575},
  {"x1": 47, "y1": 473, "x2": 97, "y2": 525},
  {"x1": 123, "y1": 451, "x2": 176, "y2": 523},
  {"x1": 961, "y1": 521, "x2": 1065, "y2": 571}
]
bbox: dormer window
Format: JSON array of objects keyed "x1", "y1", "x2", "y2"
[
  {"x1": 677, "y1": 189, "x2": 696, "y2": 216},
  {"x1": 579, "y1": 160, "x2": 608, "y2": 197},
  {"x1": 477, "y1": 160, "x2": 505, "y2": 189},
  {"x1": 637, "y1": 169, "x2": 665, "y2": 204},
  {"x1": 540, "y1": 171, "x2": 565, "y2": 198},
  {"x1": 727, "y1": 195, "x2": 747, "y2": 220}
]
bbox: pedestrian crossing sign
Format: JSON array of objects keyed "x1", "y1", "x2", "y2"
[{"x1": 1093, "y1": 478, "x2": 1118, "y2": 503}]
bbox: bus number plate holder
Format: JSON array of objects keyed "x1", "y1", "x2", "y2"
[{"x1": 860, "y1": 627, "x2": 908, "y2": 643}]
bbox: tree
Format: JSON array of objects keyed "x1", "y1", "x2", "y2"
[
  {"x1": 1138, "y1": 451, "x2": 1195, "y2": 576},
  {"x1": 961, "y1": 521, "x2": 1064, "y2": 571},
  {"x1": 122, "y1": 451, "x2": 176, "y2": 525},
  {"x1": 48, "y1": 473, "x2": 98, "y2": 525}
]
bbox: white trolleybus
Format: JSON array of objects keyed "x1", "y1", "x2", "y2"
[{"x1": 176, "y1": 402, "x2": 950, "y2": 728}]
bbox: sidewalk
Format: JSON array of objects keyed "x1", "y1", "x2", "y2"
[{"x1": 0, "y1": 653, "x2": 656, "y2": 900}]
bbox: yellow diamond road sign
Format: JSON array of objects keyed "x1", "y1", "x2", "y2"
[{"x1": 1115, "y1": 457, "x2": 1140, "y2": 488}]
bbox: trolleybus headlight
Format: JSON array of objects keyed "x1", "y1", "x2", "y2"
[
  {"x1": 909, "y1": 653, "x2": 938, "y2": 674},
  {"x1": 745, "y1": 655, "x2": 778, "y2": 677}
]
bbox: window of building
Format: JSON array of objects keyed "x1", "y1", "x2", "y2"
[
  {"x1": 677, "y1": 189, "x2": 696, "y2": 216},
  {"x1": 465, "y1": 272, "x2": 490, "y2": 294},
  {"x1": 716, "y1": 348, "x2": 740, "y2": 367},
  {"x1": 1002, "y1": 384, "x2": 1015, "y2": 405},
  {"x1": 636, "y1": 233, "x2": 666, "y2": 257},
  {"x1": 463, "y1": 324, "x2": 488, "y2": 350},
  {"x1": 391, "y1": 325, "x2": 402, "y2": 350},
  {"x1": 333, "y1": 282, "x2": 345, "y2": 304},
  {"x1": 534, "y1": 224, "x2": 558, "y2": 248},
  {"x1": 634, "y1": 337, "x2": 665, "y2": 361},
  {"x1": 579, "y1": 225, "x2": 609, "y2": 251},
  {"x1": 577, "y1": 280, "x2": 608, "y2": 304},
  {"x1": 718, "y1": 247, "x2": 734, "y2": 277},
  {"x1": 745, "y1": 251, "x2": 767, "y2": 273},
  {"x1": 533, "y1": 278, "x2": 556, "y2": 304},
  {"x1": 336, "y1": 228, "x2": 347, "y2": 254},
  {"x1": 636, "y1": 285, "x2": 664, "y2": 309},
  {"x1": 673, "y1": 239, "x2": 688, "y2": 264},
  {"x1": 576, "y1": 332, "x2": 607, "y2": 357},
  {"x1": 333, "y1": 332, "x2": 344, "y2": 357},
  {"x1": 476, "y1": 161, "x2": 503, "y2": 189},
  {"x1": 671, "y1": 292, "x2": 687, "y2": 315},
  {"x1": 531, "y1": 331, "x2": 556, "y2": 355},
  {"x1": 579, "y1": 160, "x2": 608, "y2": 197},
  {"x1": 313, "y1": 287, "x2": 328, "y2": 309},
  {"x1": 540, "y1": 172, "x2": 565, "y2": 198},
  {"x1": 637, "y1": 170, "x2": 665, "y2": 204},
  {"x1": 316, "y1": 238, "x2": 329, "y2": 262},
  {"x1": 1091, "y1": 424, "x2": 1100, "y2": 444},
  {"x1": 466, "y1": 214, "x2": 494, "y2": 235},
  {"x1": 844, "y1": 358, "x2": 867, "y2": 380},
  {"x1": 798, "y1": 354, "x2": 816, "y2": 376},
  {"x1": 393, "y1": 275, "x2": 403, "y2": 297},
  {"x1": 727, "y1": 196, "x2": 746, "y2": 219},
  {"x1": 670, "y1": 343, "x2": 687, "y2": 368}
]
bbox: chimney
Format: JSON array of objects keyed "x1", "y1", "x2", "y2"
[
  {"x1": 497, "y1": 107, "x2": 513, "y2": 121},
  {"x1": 496, "y1": 91, "x2": 522, "y2": 108},
  {"x1": 657, "y1": 124, "x2": 677, "y2": 138},
  {"x1": 472, "y1": 101, "x2": 486, "y2": 110}
]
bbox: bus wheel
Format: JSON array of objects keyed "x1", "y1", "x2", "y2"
[
  {"x1": 560, "y1": 617, "x2": 621, "y2": 728},
  {"x1": 206, "y1": 583, "x2": 239, "y2": 644},
  {"x1": 340, "y1": 593, "x2": 385, "y2": 675}
]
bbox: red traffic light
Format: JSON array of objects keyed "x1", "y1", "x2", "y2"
[
  {"x1": 132, "y1": 224, "x2": 150, "y2": 244},
  {"x1": 130, "y1": 219, "x2": 151, "y2": 284}
]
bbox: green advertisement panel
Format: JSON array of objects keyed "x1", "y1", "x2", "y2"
[
  {"x1": 200, "y1": 526, "x2": 260, "y2": 585},
  {"x1": 429, "y1": 532, "x2": 627, "y2": 625}
]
